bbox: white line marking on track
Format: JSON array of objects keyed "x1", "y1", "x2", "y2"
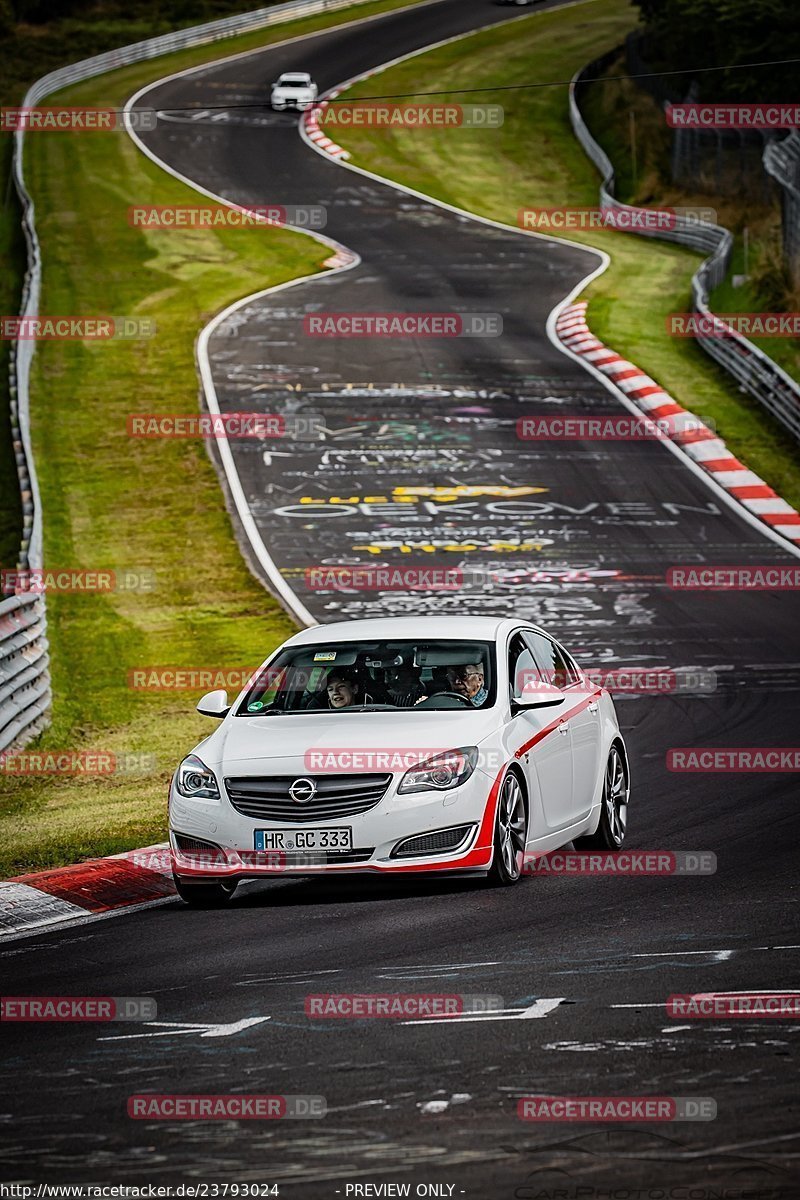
[
  {"x1": 402, "y1": 997, "x2": 565, "y2": 1025},
  {"x1": 99, "y1": 1016, "x2": 271, "y2": 1041}
]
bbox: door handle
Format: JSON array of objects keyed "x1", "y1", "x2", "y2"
[
  {"x1": 558, "y1": 721, "x2": 570, "y2": 735},
  {"x1": 588, "y1": 701, "x2": 599, "y2": 714}
]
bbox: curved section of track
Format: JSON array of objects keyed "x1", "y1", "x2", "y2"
[{"x1": 3, "y1": 2, "x2": 798, "y2": 1193}]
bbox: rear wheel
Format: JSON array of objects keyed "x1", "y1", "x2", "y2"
[
  {"x1": 488, "y1": 771, "x2": 527, "y2": 886},
  {"x1": 575, "y1": 744, "x2": 628, "y2": 850},
  {"x1": 173, "y1": 874, "x2": 238, "y2": 908}
]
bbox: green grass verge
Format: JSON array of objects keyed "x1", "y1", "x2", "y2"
[
  {"x1": 0, "y1": 0, "x2": 429, "y2": 603},
  {"x1": 0, "y1": 0, "x2": 430, "y2": 879},
  {"x1": 332, "y1": 0, "x2": 800, "y2": 512}
]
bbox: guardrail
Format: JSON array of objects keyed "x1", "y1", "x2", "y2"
[
  {"x1": 3, "y1": 0, "x2": 389, "y2": 753},
  {"x1": 569, "y1": 52, "x2": 800, "y2": 444},
  {"x1": 0, "y1": 594, "x2": 51, "y2": 755},
  {"x1": 764, "y1": 130, "x2": 800, "y2": 288}
]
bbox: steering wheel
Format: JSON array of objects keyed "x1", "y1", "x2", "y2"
[{"x1": 415, "y1": 691, "x2": 473, "y2": 709}]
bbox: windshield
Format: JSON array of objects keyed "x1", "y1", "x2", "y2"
[
  {"x1": 236, "y1": 639, "x2": 496, "y2": 715},
  {"x1": 279, "y1": 76, "x2": 310, "y2": 86}
]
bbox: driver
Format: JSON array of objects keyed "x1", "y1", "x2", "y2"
[{"x1": 446, "y1": 662, "x2": 488, "y2": 707}]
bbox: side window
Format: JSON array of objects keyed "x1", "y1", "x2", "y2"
[
  {"x1": 523, "y1": 630, "x2": 579, "y2": 690},
  {"x1": 508, "y1": 633, "x2": 541, "y2": 699}
]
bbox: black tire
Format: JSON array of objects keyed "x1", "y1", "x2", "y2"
[
  {"x1": 575, "y1": 743, "x2": 628, "y2": 850},
  {"x1": 173, "y1": 874, "x2": 238, "y2": 908},
  {"x1": 487, "y1": 770, "x2": 528, "y2": 886}
]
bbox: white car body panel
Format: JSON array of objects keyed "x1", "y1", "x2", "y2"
[{"x1": 169, "y1": 617, "x2": 627, "y2": 879}]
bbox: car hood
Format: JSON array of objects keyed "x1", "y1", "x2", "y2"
[{"x1": 200, "y1": 708, "x2": 500, "y2": 774}]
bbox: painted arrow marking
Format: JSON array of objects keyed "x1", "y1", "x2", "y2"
[
  {"x1": 99, "y1": 1017, "x2": 271, "y2": 1041},
  {"x1": 402, "y1": 998, "x2": 566, "y2": 1025}
]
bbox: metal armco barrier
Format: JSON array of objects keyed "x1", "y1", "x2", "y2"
[
  {"x1": 569, "y1": 52, "x2": 800, "y2": 445},
  {"x1": 764, "y1": 130, "x2": 800, "y2": 288},
  {"x1": 0, "y1": 593, "x2": 50, "y2": 755},
  {"x1": 4, "y1": 0, "x2": 388, "y2": 752}
]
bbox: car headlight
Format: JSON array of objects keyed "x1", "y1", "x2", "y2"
[
  {"x1": 397, "y1": 747, "x2": 478, "y2": 795},
  {"x1": 175, "y1": 754, "x2": 220, "y2": 801}
]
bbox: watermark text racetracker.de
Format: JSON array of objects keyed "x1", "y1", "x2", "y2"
[
  {"x1": 0, "y1": 751, "x2": 156, "y2": 777},
  {"x1": 1, "y1": 996, "x2": 156, "y2": 1022},
  {"x1": 518, "y1": 206, "x2": 716, "y2": 231},
  {"x1": 127, "y1": 414, "x2": 324, "y2": 439},
  {"x1": 305, "y1": 993, "x2": 503, "y2": 1018},
  {"x1": 667, "y1": 992, "x2": 800, "y2": 1018},
  {"x1": 0, "y1": 1189, "x2": 280, "y2": 1199},
  {"x1": 0, "y1": 317, "x2": 155, "y2": 339},
  {"x1": 128, "y1": 204, "x2": 326, "y2": 229},
  {"x1": 666, "y1": 102, "x2": 800, "y2": 129},
  {"x1": 303, "y1": 312, "x2": 502, "y2": 338},
  {"x1": 668, "y1": 312, "x2": 800, "y2": 338},
  {"x1": 667, "y1": 565, "x2": 800, "y2": 590},
  {"x1": 667, "y1": 748, "x2": 800, "y2": 772},
  {"x1": 517, "y1": 415, "x2": 713, "y2": 441},
  {"x1": 517, "y1": 1095, "x2": 716, "y2": 1121},
  {"x1": 314, "y1": 102, "x2": 503, "y2": 128},
  {"x1": 523, "y1": 851, "x2": 716, "y2": 876},
  {"x1": 128, "y1": 1095, "x2": 326, "y2": 1120},
  {"x1": 142, "y1": 849, "x2": 325, "y2": 873},
  {"x1": 1, "y1": 568, "x2": 155, "y2": 595},
  {"x1": 1, "y1": 106, "x2": 157, "y2": 131}
]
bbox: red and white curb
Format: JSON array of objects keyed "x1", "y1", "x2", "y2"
[
  {"x1": 0, "y1": 844, "x2": 177, "y2": 938},
  {"x1": 304, "y1": 93, "x2": 351, "y2": 160},
  {"x1": 556, "y1": 302, "x2": 800, "y2": 545},
  {"x1": 303, "y1": 63, "x2": 383, "y2": 161}
]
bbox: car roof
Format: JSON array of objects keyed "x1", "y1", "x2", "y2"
[
  {"x1": 278, "y1": 72, "x2": 312, "y2": 82},
  {"x1": 285, "y1": 616, "x2": 528, "y2": 645}
]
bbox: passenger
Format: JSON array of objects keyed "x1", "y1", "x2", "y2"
[
  {"x1": 326, "y1": 671, "x2": 361, "y2": 709},
  {"x1": 385, "y1": 663, "x2": 427, "y2": 708}
]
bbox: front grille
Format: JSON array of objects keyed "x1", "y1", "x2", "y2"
[
  {"x1": 224, "y1": 773, "x2": 392, "y2": 821},
  {"x1": 391, "y1": 824, "x2": 474, "y2": 859},
  {"x1": 173, "y1": 833, "x2": 221, "y2": 854}
]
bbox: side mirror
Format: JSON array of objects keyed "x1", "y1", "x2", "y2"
[
  {"x1": 196, "y1": 688, "x2": 230, "y2": 719},
  {"x1": 512, "y1": 683, "x2": 566, "y2": 710}
]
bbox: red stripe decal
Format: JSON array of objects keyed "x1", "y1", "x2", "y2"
[{"x1": 514, "y1": 691, "x2": 601, "y2": 760}]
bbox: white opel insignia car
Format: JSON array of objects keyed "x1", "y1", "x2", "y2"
[
  {"x1": 270, "y1": 71, "x2": 318, "y2": 111},
  {"x1": 169, "y1": 617, "x2": 630, "y2": 906}
]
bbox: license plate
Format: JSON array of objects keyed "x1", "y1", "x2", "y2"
[{"x1": 254, "y1": 827, "x2": 353, "y2": 853}]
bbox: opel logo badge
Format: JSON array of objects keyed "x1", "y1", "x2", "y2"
[{"x1": 289, "y1": 777, "x2": 317, "y2": 805}]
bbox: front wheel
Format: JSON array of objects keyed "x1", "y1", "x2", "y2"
[
  {"x1": 173, "y1": 874, "x2": 238, "y2": 908},
  {"x1": 575, "y1": 744, "x2": 628, "y2": 850},
  {"x1": 487, "y1": 771, "x2": 527, "y2": 886}
]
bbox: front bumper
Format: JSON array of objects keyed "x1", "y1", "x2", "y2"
[
  {"x1": 169, "y1": 766, "x2": 501, "y2": 879},
  {"x1": 271, "y1": 95, "x2": 315, "y2": 110}
]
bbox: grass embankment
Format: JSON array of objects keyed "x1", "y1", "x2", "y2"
[
  {"x1": 0, "y1": 0, "x2": 430, "y2": 566},
  {"x1": 0, "y1": 0, "x2": 430, "y2": 878},
  {"x1": 332, "y1": 0, "x2": 800, "y2": 511}
]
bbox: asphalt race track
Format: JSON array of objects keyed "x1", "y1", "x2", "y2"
[{"x1": 3, "y1": 0, "x2": 799, "y2": 1194}]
